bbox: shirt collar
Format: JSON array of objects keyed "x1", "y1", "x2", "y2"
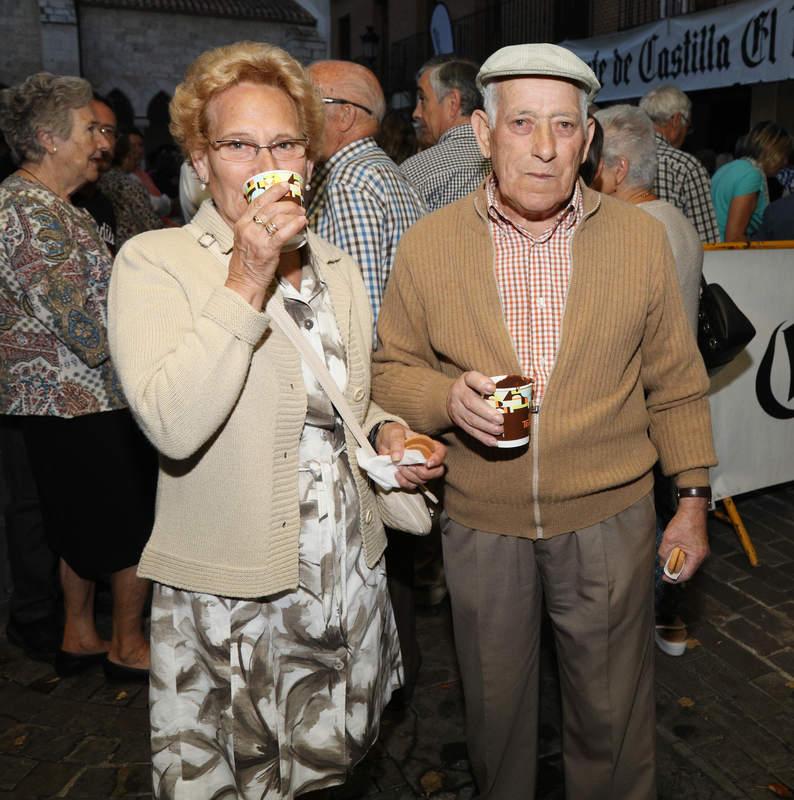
[
  {"x1": 486, "y1": 175, "x2": 583, "y2": 241},
  {"x1": 437, "y1": 122, "x2": 474, "y2": 146},
  {"x1": 279, "y1": 256, "x2": 326, "y2": 304},
  {"x1": 313, "y1": 136, "x2": 379, "y2": 183}
]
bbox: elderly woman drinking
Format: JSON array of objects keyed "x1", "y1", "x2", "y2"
[
  {"x1": 108, "y1": 41, "x2": 445, "y2": 800},
  {"x1": 0, "y1": 73, "x2": 156, "y2": 679}
]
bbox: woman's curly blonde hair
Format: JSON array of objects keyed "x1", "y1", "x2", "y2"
[{"x1": 170, "y1": 41, "x2": 324, "y2": 161}]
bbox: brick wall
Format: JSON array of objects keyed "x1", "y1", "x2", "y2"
[
  {"x1": 79, "y1": 7, "x2": 325, "y2": 117},
  {"x1": 590, "y1": 0, "x2": 621, "y2": 36},
  {"x1": 0, "y1": 0, "x2": 43, "y2": 85}
]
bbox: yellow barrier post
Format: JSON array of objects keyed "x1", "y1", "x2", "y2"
[{"x1": 712, "y1": 497, "x2": 759, "y2": 566}]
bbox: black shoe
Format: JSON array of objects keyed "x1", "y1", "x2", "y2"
[
  {"x1": 103, "y1": 657, "x2": 149, "y2": 683},
  {"x1": 55, "y1": 648, "x2": 108, "y2": 677},
  {"x1": 5, "y1": 616, "x2": 59, "y2": 662}
]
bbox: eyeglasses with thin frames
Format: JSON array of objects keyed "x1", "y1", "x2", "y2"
[
  {"x1": 210, "y1": 138, "x2": 309, "y2": 163},
  {"x1": 322, "y1": 97, "x2": 373, "y2": 116}
]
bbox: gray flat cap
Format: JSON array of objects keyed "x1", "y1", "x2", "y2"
[{"x1": 477, "y1": 43, "x2": 601, "y2": 101}]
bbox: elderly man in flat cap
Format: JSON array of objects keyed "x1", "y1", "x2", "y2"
[{"x1": 373, "y1": 44, "x2": 716, "y2": 799}]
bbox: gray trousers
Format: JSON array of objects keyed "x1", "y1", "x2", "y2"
[{"x1": 441, "y1": 494, "x2": 656, "y2": 800}]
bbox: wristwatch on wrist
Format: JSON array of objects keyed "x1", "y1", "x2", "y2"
[
  {"x1": 368, "y1": 421, "x2": 391, "y2": 450},
  {"x1": 677, "y1": 486, "x2": 712, "y2": 502}
]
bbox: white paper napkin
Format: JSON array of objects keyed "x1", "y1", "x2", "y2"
[{"x1": 355, "y1": 447, "x2": 427, "y2": 490}]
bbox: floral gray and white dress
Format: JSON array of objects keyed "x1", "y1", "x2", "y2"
[{"x1": 149, "y1": 260, "x2": 403, "y2": 800}]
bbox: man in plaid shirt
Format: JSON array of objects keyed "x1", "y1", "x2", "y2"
[
  {"x1": 640, "y1": 85, "x2": 720, "y2": 243},
  {"x1": 401, "y1": 56, "x2": 491, "y2": 211},
  {"x1": 307, "y1": 59, "x2": 427, "y2": 704},
  {"x1": 374, "y1": 44, "x2": 716, "y2": 799},
  {"x1": 307, "y1": 61, "x2": 425, "y2": 337}
]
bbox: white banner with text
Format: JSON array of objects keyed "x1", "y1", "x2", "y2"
[
  {"x1": 703, "y1": 247, "x2": 794, "y2": 501},
  {"x1": 562, "y1": 0, "x2": 794, "y2": 102}
]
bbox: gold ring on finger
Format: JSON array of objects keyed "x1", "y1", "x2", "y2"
[
  {"x1": 252, "y1": 214, "x2": 268, "y2": 226},
  {"x1": 264, "y1": 221, "x2": 279, "y2": 236}
]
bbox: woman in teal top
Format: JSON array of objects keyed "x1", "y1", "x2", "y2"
[{"x1": 711, "y1": 121, "x2": 791, "y2": 242}]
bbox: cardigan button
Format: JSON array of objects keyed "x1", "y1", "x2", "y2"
[
  {"x1": 352, "y1": 387, "x2": 365, "y2": 401},
  {"x1": 363, "y1": 509, "x2": 373, "y2": 524}
]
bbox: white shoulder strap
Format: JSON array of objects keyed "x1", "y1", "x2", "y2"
[{"x1": 267, "y1": 300, "x2": 377, "y2": 459}]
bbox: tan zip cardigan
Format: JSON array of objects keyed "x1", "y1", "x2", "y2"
[
  {"x1": 109, "y1": 201, "x2": 395, "y2": 598},
  {"x1": 372, "y1": 183, "x2": 717, "y2": 539}
]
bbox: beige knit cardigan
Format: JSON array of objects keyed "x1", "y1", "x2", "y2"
[
  {"x1": 108, "y1": 201, "x2": 395, "y2": 597},
  {"x1": 372, "y1": 183, "x2": 717, "y2": 539}
]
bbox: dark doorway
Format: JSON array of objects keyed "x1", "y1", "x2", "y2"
[{"x1": 685, "y1": 83, "x2": 752, "y2": 163}]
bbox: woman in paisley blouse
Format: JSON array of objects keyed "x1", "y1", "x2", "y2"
[
  {"x1": 108, "y1": 42, "x2": 446, "y2": 800},
  {"x1": 0, "y1": 73, "x2": 157, "y2": 680}
]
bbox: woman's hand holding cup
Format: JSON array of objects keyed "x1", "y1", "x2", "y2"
[{"x1": 225, "y1": 181, "x2": 308, "y2": 309}]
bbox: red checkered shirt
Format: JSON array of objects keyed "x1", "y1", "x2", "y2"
[{"x1": 487, "y1": 177, "x2": 583, "y2": 406}]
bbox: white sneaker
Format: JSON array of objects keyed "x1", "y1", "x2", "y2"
[{"x1": 655, "y1": 617, "x2": 688, "y2": 656}]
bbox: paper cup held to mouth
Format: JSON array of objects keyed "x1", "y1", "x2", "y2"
[{"x1": 243, "y1": 170, "x2": 306, "y2": 251}]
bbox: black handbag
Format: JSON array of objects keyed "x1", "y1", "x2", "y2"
[{"x1": 697, "y1": 277, "x2": 756, "y2": 372}]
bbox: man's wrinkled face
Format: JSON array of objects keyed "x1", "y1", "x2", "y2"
[{"x1": 472, "y1": 77, "x2": 593, "y2": 233}]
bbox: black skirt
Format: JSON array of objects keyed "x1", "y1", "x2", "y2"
[{"x1": 20, "y1": 409, "x2": 157, "y2": 580}]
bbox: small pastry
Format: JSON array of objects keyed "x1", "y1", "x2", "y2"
[{"x1": 404, "y1": 434, "x2": 434, "y2": 460}]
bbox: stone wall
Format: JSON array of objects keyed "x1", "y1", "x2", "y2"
[
  {"x1": 0, "y1": 0, "x2": 43, "y2": 85},
  {"x1": 295, "y1": 0, "x2": 330, "y2": 58},
  {"x1": 79, "y1": 7, "x2": 325, "y2": 118},
  {"x1": 40, "y1": 23, "x2": 81, "y2": 76}
]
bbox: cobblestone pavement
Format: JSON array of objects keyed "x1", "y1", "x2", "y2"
[{"x1": 1, "y1": 484, "x2": 793, "y2": 799}]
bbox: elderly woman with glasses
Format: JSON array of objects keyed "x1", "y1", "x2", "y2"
[
  {"x1": 108, "y1": 41, "x2": 446, "y2": 800},
  {"x1": 0, "y1": 73, "x2": 157, "y2": 679}
]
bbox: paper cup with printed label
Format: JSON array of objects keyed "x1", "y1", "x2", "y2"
[
  {"x1": 485, "y1": 374, "x2": 533, "y2": 448},
  {"x1": 243, "y1": 170, "x2": 306, "y2": 251}
]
